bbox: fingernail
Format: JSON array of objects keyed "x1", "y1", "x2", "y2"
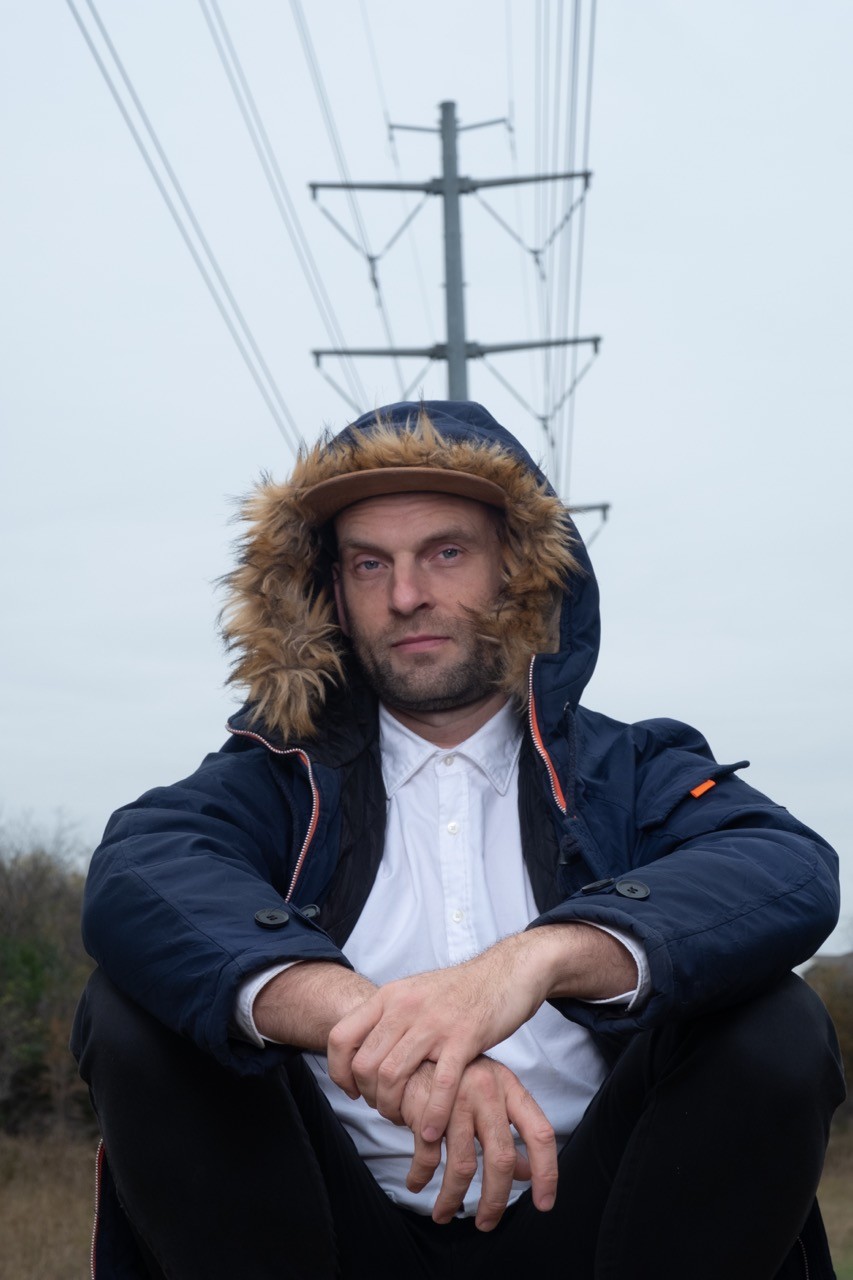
[
  {"x1": 422, "y1": 1126, "x2": 439, "y2": 1142},
  {"x1": 539, "y1": 1193, "x2": 555, "y2": 1212}
]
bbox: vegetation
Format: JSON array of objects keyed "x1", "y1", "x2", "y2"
[
  {"x1": 806, "y1": 952, "x2": 853, "y2": 1122},
  {"x1": 0, "y1": 824, "x2": 95, "y2": 1135}
]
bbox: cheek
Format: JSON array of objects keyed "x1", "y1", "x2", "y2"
[
  {"x1": 338, "y1": 584, "x2": 384, "y2": 640},
  {"x1": 469, "y1": 561, "x2": 504, "y2": 609}
]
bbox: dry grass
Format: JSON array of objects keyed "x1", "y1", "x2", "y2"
[
  {"x1": 0, "y1": 1131, "x2": 96, "y2": 1280},
  {"x1": 1, "y1": 1125, "x2": 851, "y2": 1279},
  {"x1": 820, "y1": 1120, "x2": 853, "y2": 1279}
]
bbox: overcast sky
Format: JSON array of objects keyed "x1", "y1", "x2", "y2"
[{"x1": 2, "y1": 1, "x2": 851, "y2": 952}]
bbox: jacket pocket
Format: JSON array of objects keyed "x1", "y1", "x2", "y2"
[{"x1": 636, "y1": 759, "x2": 748, "y2": 831}]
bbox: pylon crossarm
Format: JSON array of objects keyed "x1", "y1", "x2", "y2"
[
  {"x1": 461, "y1": 170, "x2": 591, "y2": 193},
  {"x1": 310, "y1": 180, "x2": 435, "y2": 194},
  {"x1": 313, "y1": 345, "x2": 444, "y2": 361},
  {"x1": 456, "y1": 116, "x2": 509, "y2": 133},
  {"x1": 468, "y1": 336, "x2": 600, "y2": 357}
]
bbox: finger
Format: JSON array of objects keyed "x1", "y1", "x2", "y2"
[
  {"x1": 505, "y1": 1081, "x2": 558, "y2": 1213},
  {"x1": 474, "y1": 1102, "x2": 519, "y2": 1232},
  {"x1": 401, "y1": 1063, "x2": 441, "y2": 1193},
  {"x1": 370, "y1": 1029, "x2": 438, "y2": 1122},
  {"x1": 406, "y1": 1131, "x2": 443, "y2": 1196},
  {"x1": 420, "y1": 1049, "x2": 468, "y2": 1143},
  {"x1": 327, "y1": 996, "x2": 386, "y2": 1096},
  {"x1": 351, "y1": 1026, "x2": 434, "y2": 1115},
  {"x1": 431, "y1": 1107, "x2": 478, "y2": 1225}
]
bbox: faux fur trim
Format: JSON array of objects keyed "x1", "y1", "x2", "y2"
[{"x1": 220, "y1": 408, "x2": 580, "y2": 741}]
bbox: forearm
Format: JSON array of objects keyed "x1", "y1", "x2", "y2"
[
  {"x1": 253, "y1": 961, "x2": 376, "y2": 1051},
  {"x1": 515, "y1": 921, "x2": 639, "y2": 1001}
]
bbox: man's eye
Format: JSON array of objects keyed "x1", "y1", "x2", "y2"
[
  {"x1": 356, "y1": 558, "x2": 382, "y2": 573},
  {"x1": 438, "y1": 547, "x2": 461, "y2": 561}
]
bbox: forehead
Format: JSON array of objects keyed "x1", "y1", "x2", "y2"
[{"x1": 333, "y1": 491, "x2": 499, "y2": 547}]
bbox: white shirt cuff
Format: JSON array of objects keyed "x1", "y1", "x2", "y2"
[
  {"x1": 578, "y1": 921, "x2": 650, "y2": 1011},
  {"x1": 233, "y1": 962, "x2": 300, "y2": 1046}
]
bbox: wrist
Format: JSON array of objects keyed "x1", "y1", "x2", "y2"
[
  {"x1": 524, "y1": 922, "x2": 638, "y2": 1001},
  {"x1": 253, "y1": 961, "x2": 375, "y2": 1049}
]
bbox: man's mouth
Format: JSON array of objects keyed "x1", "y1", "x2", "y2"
[{"x1": 390, "y1": 634, "x2": 449, "y2": 653}]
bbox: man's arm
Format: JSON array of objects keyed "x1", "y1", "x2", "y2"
[
  {"x1": 327, "y1": 922, "x2": 634, "y2": 1139},
  {"x1": 253, "y1": 957, "x2": 561, "y2": 1232},
  {"x1": 252, "y1": 961, "x2": 376, "y2": 1049},
  {"x1": 81, "y1": 744, "x2": 354, "y2": 1073}
]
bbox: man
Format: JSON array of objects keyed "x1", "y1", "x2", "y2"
[{"x1": 73, "y1": 400, "x2": 844, "y2": 1279}]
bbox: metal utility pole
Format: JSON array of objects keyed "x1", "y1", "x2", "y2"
[
  {"x1": 439, "y1": 101, "x2": 467, "y2": 398},
  {"x1": 310, "y1": 99, "x2": 600, "y2": 404}
]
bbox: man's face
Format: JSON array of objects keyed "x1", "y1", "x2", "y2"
[{"x1": 333, "y1": 492, "x2": 505, "y2": 714}]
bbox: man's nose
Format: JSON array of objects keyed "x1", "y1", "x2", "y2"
[{"x1": 388, "y1": 562, "x2": 432, "y2": 615}]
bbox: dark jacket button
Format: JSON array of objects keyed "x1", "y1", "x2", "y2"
[
  {"x1": 615, "y1": 880, "x2": 650, "y2": 900},
  {"x1": 254, "y1": 908, "x2": 290, "y2": 929}
]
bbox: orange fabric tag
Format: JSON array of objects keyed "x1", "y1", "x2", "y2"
[{"x1": 690, "y1": 779, "x2": 716, "y2": 799}]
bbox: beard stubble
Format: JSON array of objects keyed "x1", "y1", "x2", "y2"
[{"x1": 347, "y1": 612, "x2": 504, "y2": 714}]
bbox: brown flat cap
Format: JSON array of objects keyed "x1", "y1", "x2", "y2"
[{"x1": 300, "y1": 466, "x2": 508, "y2": 523}]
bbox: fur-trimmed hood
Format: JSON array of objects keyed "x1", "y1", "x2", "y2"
[{"x1": 221, "y1": 401, "x2": 600, "y2": 742}]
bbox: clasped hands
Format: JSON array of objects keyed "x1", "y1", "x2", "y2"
[{"x1": 326, "y1": 929, "x2": 566, "y2": 1231}]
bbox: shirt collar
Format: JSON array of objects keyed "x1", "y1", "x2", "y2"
[{"x1": 379, "y1": 700, "x2": 523, "y2": 798}]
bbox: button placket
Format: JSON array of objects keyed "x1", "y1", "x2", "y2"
[{"x1": 436, "y1": 754, "x2": 475, "y2": 963}]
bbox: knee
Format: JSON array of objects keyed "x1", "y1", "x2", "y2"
[
  {"x1": 73, "y1": 968, "x2": 186, "y2": 1096},
  {"x1": 694, "y1": 975, "x2": 845, "y2": 1122}
]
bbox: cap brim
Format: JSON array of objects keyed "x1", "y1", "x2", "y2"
[{"x1": 300, "y1": 467, "x2": 508, "y2": 523}]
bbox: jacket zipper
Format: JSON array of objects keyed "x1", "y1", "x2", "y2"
[
  {"x1": 527, "y1": 657, "x2": 568, "y2": 815},
  {"x1": 226, "y1": 726, "x2": 320, "y2": 901},
  {"x1": 90, "y1": 1138, "x2": 104, "y2": 1279},
  {"x1": 797, "y1": 1234, "x2": 809, "y2": 1280}
]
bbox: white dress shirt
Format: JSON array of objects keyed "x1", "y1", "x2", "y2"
[{"x1": 236, "y1": 701, "x2": 648, "y2": 1216}]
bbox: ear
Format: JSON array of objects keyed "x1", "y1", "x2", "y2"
[{"x1": 332, "y1": 563, "x2": 350, "y2": 637}]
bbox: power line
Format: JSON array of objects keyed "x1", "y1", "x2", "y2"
[
  {"x1": 534, "y1": 0, "x2": 558, "y2": 471},
  {"x1": 359, "y1": 0, "x2": 435, "y2": 338},
  {"x1": 504, "y1": 0, "x2": 538, "y2": 410},
  {"x1": 552, "y1": 0, "x2": 583, "y2": 470},
  {"x1": 198, "y1": 0, "x2": 367, "y2": 413},
  {"x1": 289, "y1": 0, "x2": 405, "y2": 395},
  {"x1": 559, "y1": 0, "x2": 597, "y2": 498},
  {"x1": 521, "y1": 1, "x2": 599, "y2": 497},
  {"x1": 65, "y1": 0, "x2": 302, "y2": 451}
]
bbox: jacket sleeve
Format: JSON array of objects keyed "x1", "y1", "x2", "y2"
[
  {"x1": 528, "y1": 717, "x2": 840, "y2": 1033},
  {"x1": 81, "y1": 742, "x2": 350, "y2": 1074}
]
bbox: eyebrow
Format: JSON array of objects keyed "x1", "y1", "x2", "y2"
[{"x1": 336, "y1": 524, "x2": 484, "y2": 556}]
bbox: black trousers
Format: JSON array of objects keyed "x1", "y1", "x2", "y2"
[{"x1": 73, "y1": 970, "x2": 845, "y2": 1280}]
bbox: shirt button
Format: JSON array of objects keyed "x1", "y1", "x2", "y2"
[
  {"x1": 444, "y1": 754, "x2": 456, "y2": 766},
  {"x1": 451, "y1": 909, "x2": 464, "y2": 923},
  {"x1": 447, "y1": 821, "x2": 460, "y2": 835}
]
